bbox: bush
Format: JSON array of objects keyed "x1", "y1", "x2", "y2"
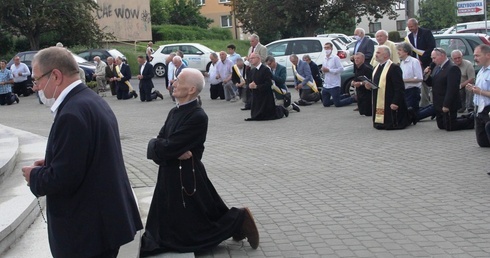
[
  {"x1": 152, "y1": 25, "x2": 232, "y2": 42},
  {"x1": 388, "y1": 31, "x2": 401, "y2": 42}
]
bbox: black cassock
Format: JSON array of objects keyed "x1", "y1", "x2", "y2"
[
  {"x1": 353, "y1": 63, "x2": 374, "y2": 116},
  {"x1": 372, "y1": 63, "x2": 410, "y2": 130},
  {"x1": 141, "y1": 99, "x2": 245, "y2": 255},
  {"x1": 250, "y1": 64, "x2": 286, "y2": 120}
]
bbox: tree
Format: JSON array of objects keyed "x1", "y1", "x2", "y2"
[
  {"x1": 233, "y1": 0, "x2": 401, "y2": 43},
  {"x1": 0, "y1": 0, "x2": 109, "y2": 50},
  {"x1": 151, "y1": 0, "x2": 212, "y2": 28},
  {"x1": 417, "y1": 0, "x2": 458, "y2": 30}
]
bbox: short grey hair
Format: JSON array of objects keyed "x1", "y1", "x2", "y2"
[
  {"x1": 376, "y1": 30, "x2": 388, "y2": 37},
  {"x1": 396, "y1": 42, "x2": 412, "y2": 54},
  {"x1": 451, "y1": 49, "x2": 463, "y2": 57},
  {"x1": 250, "y1": 34, "x2": 260, "y2": 42},
  {"x1": 378, "y1": 45, "x2": 391, "y2": 58}
]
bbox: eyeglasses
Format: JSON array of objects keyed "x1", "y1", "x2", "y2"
[{"x1": 32, "y1": 70, "x2": 53, "y2": 85}]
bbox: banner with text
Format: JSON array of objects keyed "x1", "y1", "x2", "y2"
[{"x1": 457, "y1": 0, "x2": 485, "y2": 16}]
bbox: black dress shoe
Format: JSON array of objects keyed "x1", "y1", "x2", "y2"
[
  {"x1": 14, "y1": 94, "x2": 19, "y2": 104},
  {"x1": 244, "y1": 118, "x2": 254, "y2": 121},
  {"x1": 241, "y1": 107, "x2": 251, "y2": 111},
  {"x1": 132, "y1": 91, "x2": 138, "y2": 98},
  {"x1": 292, "y1": 103, "x2": 300, "y2": 112},
  {"x1": 155, "y1": 90, "x2": 164, "y2": 100},
  {"x1": 282, "y1": 106, "x2": 289, "y2": 117}
]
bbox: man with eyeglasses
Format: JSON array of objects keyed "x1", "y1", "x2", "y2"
[
  {"x1": 425, "y1": 47, "x2": 474, "y2": 131},
  {"x1": 21, "y1": 46, "x2": 143, "y2": 258},
  {"x1": 0, "y1": 60, "x2": 19, "y2": 105}
]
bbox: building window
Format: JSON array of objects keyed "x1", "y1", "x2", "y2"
[
  {"x1": 219, "y1": 0, "x2": 230, "y2": 3},
  {"x1": 395, "y1": 2, "x2": 405, "y2": 10},
  {"x1": 368, "y1": 22, "x2": 381, "y2": 34},
  {"x1": 221, "y1": 15, "x2": 232, "y2": 27},
  {"x1": 396, "y1": 20, "x2": 406, "y2": 31},
  {"x1": 195, "y1": 0, "x2": 205, "y2": 5}
]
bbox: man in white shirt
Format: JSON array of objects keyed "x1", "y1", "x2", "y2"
[
  {"x1": 93, "y1": 56, "x2": 107, "y2": 95},
  {"x1": 207, "y1": 52, "x2": 224, "y2": 100},
  {"x1": 10, "y1": 56, "x2": 32, "y2": 97},
  {"x1": 321, "y1": 42, "x2": 353, "y2": 107},
  {"x1": 397, "y1": 42, "x2": 423, "y2": 113}
]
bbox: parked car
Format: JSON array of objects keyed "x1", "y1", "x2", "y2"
[
  {"x1": 316, "y1": 33, "x2": 354, "y2": 45},
  {"x1": 265, "y1": 37, "x2": 351, "y2": 86},
  {"x1": 456, "y1": 28, "x2": 490, "y2": 35},
  {"x1": 7, "y1": 50, "x2": 96, "y2": 84},
  {"x1": 340, "y1": 33, "x2": 490, "y2": 97},
  {"x1": 77, "y1": 49, "x2": 127, "y2": 63},
  {"x1": 444, "y1": 20, "x2": 490, "y2": 34},
  {"x1": 150, "y1": 43, "x2": 215, "y2": 77},
  {"x1": 345, "y1": 38, "x2": 379, "y2": 58}
]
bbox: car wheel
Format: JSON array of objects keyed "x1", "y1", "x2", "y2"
[
  {"x1": 154, "y1": 64, "x2": 166, "y2": 77},
  {"x1": 342, "y1": 78, "x2": 356, "y2": 96}
]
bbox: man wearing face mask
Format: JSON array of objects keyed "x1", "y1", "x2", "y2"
[
  {"x1": 352, "y1": 28, "x2": 375, "y2": 67},
  {"x1": 21, "y1": 47, "x2": 143, "y2": 258}
]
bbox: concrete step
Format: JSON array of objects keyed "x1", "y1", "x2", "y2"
[
  {"x1": 0, "y1": 126, "x2": 19, "y2": 183},
  {"x1": 0, "y1": 125, "x2": 194, "y2": 258},
  {"x1": 0, "y1": 125, "x2": 46, "y2": 256}
]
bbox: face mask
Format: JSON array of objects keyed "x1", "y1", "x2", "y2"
[
  {"x1": 94, "y1": 61, "x2": 98, "y2": 65},
  {"x1": 353, "y1": 35, "x2": 360, "y2": 41},
  {"x1": 325, "y1": 50, "x2": 332, "y2": 56},
  {"x1": 38, "y1": 75, "x2": 58, "y2": 107}
]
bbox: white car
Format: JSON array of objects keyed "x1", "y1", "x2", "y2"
[
  {"x1": 150, "y1": 43, "x2": 215, "y2": 77},
  {"x1": 265, "y1": 37, "x2": 352, "y2": 85}
]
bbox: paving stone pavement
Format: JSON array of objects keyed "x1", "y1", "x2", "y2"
[{"x1": 2, "y1": 78, "x2": 490, "y2": 257}]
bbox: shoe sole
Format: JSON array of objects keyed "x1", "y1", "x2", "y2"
[{"x1": 243, "y1": 207, "x2": 259, "y2": 249}]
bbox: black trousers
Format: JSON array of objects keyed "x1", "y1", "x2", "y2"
[
  {"x1": 435, "y1": 110, "x2": 474, "y2": 131},
  {"x1": 476, "y1": 106, "x2": 490, "y2": 147},
  {"x1": 210, "y1": 83, "x2": 225, "y2": 100},
  {"x1": 13, "y1": 80, "x2": 31, "y2": 96}
]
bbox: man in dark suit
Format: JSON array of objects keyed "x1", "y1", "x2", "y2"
[
  {"x1": 266, "y1": 56, "x2": 300, "y2": 112},
  {"x1": 353, "y1": 28, "x2": 375, "y2": 66},
  {"x1": 245, "y1": 53, "x2": 288, "y2": 121},
  {"x1": 351, "y1": 53, "x2": 373, "y2": 116},
  {"x1": 22, "y1": 47, "x2": 143, "y2": 258},
  {"x1": 105, "y1": 57, "x2": 117, "y2": 96},
  {"x1": 425, "y1": 48, "x2": 474, "y2": 131},
  {"x1": 303, "y1": 55, "x2": 323, "y2": 91},
  {"x1": 291, "y1": 54, "x2": 321, "y2": 105},
  {"x1": 137, "y1": 55, "x2": 163, "y2": 102},
  {"x1": 114, "y1": 56, "x2": 137, "y2": 100},
  {"x1": 407, "y1": 18, "x2": 436, "y2": 107},
  {"x1": 366, "y1": 46, "x2": 410, "y2": 130}
]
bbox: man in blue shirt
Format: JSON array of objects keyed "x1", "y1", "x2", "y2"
[
  {"x1": 0, "y1": 60, "x2": 19, "y2": 105},
  {"x1": 468, "y1": 44, "x2": 490, "y2": 147}
]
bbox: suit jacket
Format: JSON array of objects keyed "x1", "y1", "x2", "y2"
[
  {"x1": 29, "y1": 84, "x2": 143, "y2": 257},
  {"x1": 293, "y1": 60, "x2": 313, "y2": 89},
  {"x1": 408, "y1": 27, "x2": 436, "y2": 68},
  {"x1": 272, "y1": 63, "x2": 287, "y2": 99},
  {"x1": 354, "y1": 37, "x2": 375, "y2": 63},
  {"x1": 173, "y1": 63, "x2": 187, "y2": 82},
  {"x1": 139, "y1": 62, "x2": 155, "y2": 89},
  {"x1": 116, "y1": 63, "x2": 132, "y2": 91},
  {"x1": 231, "y1": 65, "x2": 247, "y2": 84},
  {"x1": 308, "y1": 61, "x2": 322, "y2": 87},
  {"x1": 247, "y1": 43, "x2": 267, "y2": 63},
  {"x1": 426, "y1": 60, "x2": 462, "y2": 111},
  {"x1": 105, "y1": 63, "x2": 116, "y2": 83}
]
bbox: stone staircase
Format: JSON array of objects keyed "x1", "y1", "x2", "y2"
[{"x1": 0, "y1": 125, "x2": 194, "y2": 258}]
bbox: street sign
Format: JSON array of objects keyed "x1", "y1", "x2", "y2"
[{"x1": 457, "y1": 0, "x2": 485, "y2": 16}]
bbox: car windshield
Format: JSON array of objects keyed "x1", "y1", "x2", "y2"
[
  {"x1": 71, "y1": 53, "x2": 90, "y2": 64},
  {"x1": 108, "y1": 49, "x2": 125, "y2": 58}
]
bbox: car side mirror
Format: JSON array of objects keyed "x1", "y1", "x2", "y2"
[{"x1": 196, "y1": 51, "x2": 203, "y2": 55}]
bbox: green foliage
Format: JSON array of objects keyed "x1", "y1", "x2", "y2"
[
  {"x1": 0, "y1": 0, "x2": 110, "y2": 50},
  {"x1": 152, "y1": 25, "x2": 232, "y2": 41},
  {"x1": 86, "y1": 81, "x2": 98, "y2": 90},
  {"x1": 388, "y1": 31, "x2": 401, "y2": 42},
  {"x1": 234, "y1": 0, "x2": 400, "y2": 41},
  {"x1": 157, "y1": 0, "x2": 213, "y2": 29},
  {"x1": 0, "y1": 33, "x2": 14, "y2": 56},
  {"x1": 151, "y1": 0, "x2": 169, "y2": 25},
  {"x1": 417, "y1": 0, "x2": 459, "y2": 30}
]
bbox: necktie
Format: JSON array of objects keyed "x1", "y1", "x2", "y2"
[{"x1": 433, "y1": 66, "x2": 441, "y2": 76}]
